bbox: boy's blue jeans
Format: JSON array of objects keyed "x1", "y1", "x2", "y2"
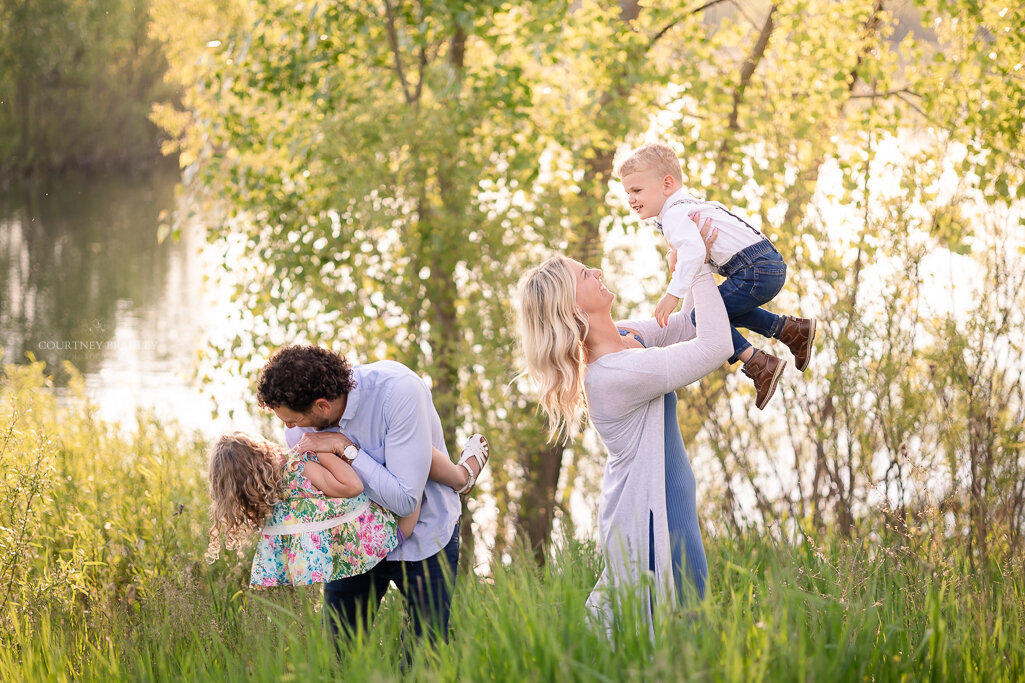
[{"x1": 691, "y1": 240, "x2": 787, "y2": 364}]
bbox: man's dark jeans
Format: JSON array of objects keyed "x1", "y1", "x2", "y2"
[{"x1": 323, "y1": 522, "x2": 460, "y2": 642}]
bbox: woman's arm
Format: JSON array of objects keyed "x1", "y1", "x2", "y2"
[
  {"x1": 303, "y1": 451, "x2": 364, "y2": 499},
  {"x1": 617, "y1": 219, "x2": 718, "y2": 347},
  {"x1": 658, "y1": 268, "x2": 733, "y2": 390},
  {"x1": 593, "y1": 269, "x2": 731, "y2": 408},
  {"x1": 617, "y1": 306, "x2": 696, "y2": 349}
]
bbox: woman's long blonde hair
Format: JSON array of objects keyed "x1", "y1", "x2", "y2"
[
  {"x1": 206, "y1": 432, "x2": 285, "y2": 562},
  {"x1": 517, "y1": 255, "x2": 590, "y2": 442}
]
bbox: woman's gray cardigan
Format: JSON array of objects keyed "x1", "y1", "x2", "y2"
[{"x1": 583, "y1": 265, "x2": 732, "y2": 630}]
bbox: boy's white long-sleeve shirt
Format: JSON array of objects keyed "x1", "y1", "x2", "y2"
[{"x1": 658, "y1": 188, "x2": 765, "y2": 298}]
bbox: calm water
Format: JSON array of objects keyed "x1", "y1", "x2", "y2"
[{"x1": 0, "y1": 162, "x2": 257, "y2": 434}]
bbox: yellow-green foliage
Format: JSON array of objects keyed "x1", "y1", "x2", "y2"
[{"x1": 0, "y1": 358, "x2": 211, "y2": 652}]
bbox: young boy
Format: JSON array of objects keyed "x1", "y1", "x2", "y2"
[{"x1": 617, "y1": 142, "x2": 816, "y2": 410}]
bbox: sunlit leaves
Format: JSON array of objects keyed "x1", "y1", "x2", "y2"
[{"x1": 162, "y1": 0, "x2": 1025, "y2": 553}]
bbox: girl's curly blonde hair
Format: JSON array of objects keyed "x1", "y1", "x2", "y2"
[{"x1": 206, "y1": 432, "x2": 286, "y2": 562}]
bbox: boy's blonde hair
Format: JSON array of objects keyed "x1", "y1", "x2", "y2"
[
  {"x1": 206, "y1": 432, "x2": 285, "y2": 562},
  {"x1": 617, "y1": 143, "x2": 683, "y2": 185}
]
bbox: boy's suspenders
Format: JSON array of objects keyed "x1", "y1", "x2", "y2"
[{"x1": 657, "y1": 198, "x2": 765, "y2": 270}]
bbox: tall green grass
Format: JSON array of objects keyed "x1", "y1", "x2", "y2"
[{"x1": 2, "y1": 359, "x2": 1023, "y2": 681}]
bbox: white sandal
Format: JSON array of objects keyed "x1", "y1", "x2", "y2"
[{"x1": 455, "y1": 433, "x2": 489, "y2": 495}]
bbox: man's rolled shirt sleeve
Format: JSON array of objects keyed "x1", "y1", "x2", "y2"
[{"x1": 350, "y1": 374, "x2": 432, "y2": 517}]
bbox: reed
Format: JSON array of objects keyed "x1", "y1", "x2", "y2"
[{"x1": 2, "y1": 360, "x2": 1022, "y2": 681}]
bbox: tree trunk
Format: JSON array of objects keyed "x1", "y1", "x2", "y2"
[
  {"x1": 517, "y1": 439, "x2": 565, "y2": 563},
  {"x1": 16, "y1": 77, "x2": 34, "y2": 172}
]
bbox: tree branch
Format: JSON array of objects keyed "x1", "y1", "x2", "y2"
[
  {"x1": 650, "y1": 0, "x2": 732, "y2": 47},
  {"x1": 383, "y1": 0, "x2": 415, "y2": 105},
  {"x1": 781, "y1": 0, "x2": 884, "y2": 231},
  {"x1": 412, "y1": 1, "x2": 429, "y2": 105},
  {"x1": 847, "y1": 87, "x2": 921, "y2": 99},
  {"x1": 843, "y1": 87, "x2": 936, "y2": 125},
  {"x1": 413, "y1": 42, "x2": 427, "y2": 104},
  {"x1": 716, "y1": 3, "x2": 777, "y2": 171}
]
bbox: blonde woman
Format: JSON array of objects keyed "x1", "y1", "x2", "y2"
[{"x1": 517, "y1": 220, "x2": 730, "y2": 629}]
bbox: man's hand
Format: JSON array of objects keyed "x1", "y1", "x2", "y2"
[
  {"x1": 295, "y1": 430, "x2": 355, "y2": 456},
  {"x1": 666, "y1": 248, "x2": 678, "y2": 273},
  {"x1": 654, "y1": 292, "x2": 680, "y2": 328}
]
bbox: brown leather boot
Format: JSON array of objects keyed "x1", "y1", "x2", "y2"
[
  {"x1": 777, "y1": 315, "x2": 817, "y2": 372},
  {"x1": 741, "y1": 350, "x2": 787, "y2": 410}
]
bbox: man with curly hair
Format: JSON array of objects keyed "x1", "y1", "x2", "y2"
[{"x1": 256, "y1": 345, "x2": 462, "y2": 642}]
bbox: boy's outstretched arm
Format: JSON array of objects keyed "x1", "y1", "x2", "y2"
[
  {"x1": 654, "y1": 292, "x2": 680, "y2": 328},
  {"x1": 659, "y1": 218, "x2": 718, "y2": 327},
  {"x1": 662, "y1": 211, "x2": 707, "y2": 298}
]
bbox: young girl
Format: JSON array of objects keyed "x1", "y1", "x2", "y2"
[{"x1": 206, "y1": 431, "x2": 489, "y2": 587}]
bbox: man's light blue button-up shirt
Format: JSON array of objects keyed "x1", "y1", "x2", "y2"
[{"x1": 285, "y1": 360, "x2": 461, "y2": 562}]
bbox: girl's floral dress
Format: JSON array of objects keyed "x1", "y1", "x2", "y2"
[{"x1": 250, "y1": 451, "x2": 400, "y2": 587}]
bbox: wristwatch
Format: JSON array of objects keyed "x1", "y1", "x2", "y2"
[{"x1": 341, "y1": 444, "x2": 359, "y2": 465}]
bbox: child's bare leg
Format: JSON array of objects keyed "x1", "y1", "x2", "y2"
[
  {"x1": 398, "y1": 439, "x2": 490, "y2": 539},
  {"x1": 737, "y1": 347, "x2": 755, "y2": 363},
  {"x1": 429, "y1": 446, "x2": 473, "y2": 490},
  {"x1": 398, "y1": 498, "x2": 422, "y2": 539}
]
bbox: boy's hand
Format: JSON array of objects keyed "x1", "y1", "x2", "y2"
[
  {"x1": 654, "y1": 292, "x2": 680, "y2": 328},
  {"x1": 665, "y1": 248, "x2": 678, "y2": 273}
]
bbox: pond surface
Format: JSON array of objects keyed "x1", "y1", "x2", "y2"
[{"x1": 0, "y1": 162, "x2": 258, "y2": 434}]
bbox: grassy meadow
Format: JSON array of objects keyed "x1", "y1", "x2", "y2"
[{"x1": 1, "y1": 359, "x2": 1023, "y2": 681}]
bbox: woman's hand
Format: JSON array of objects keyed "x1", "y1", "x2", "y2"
[
  {"x1": 692, "y1": 214, "x2": 718, "y2": 263},
  {"x1": 665, "y1": 248, "x2": 678, "y2": 273}
]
